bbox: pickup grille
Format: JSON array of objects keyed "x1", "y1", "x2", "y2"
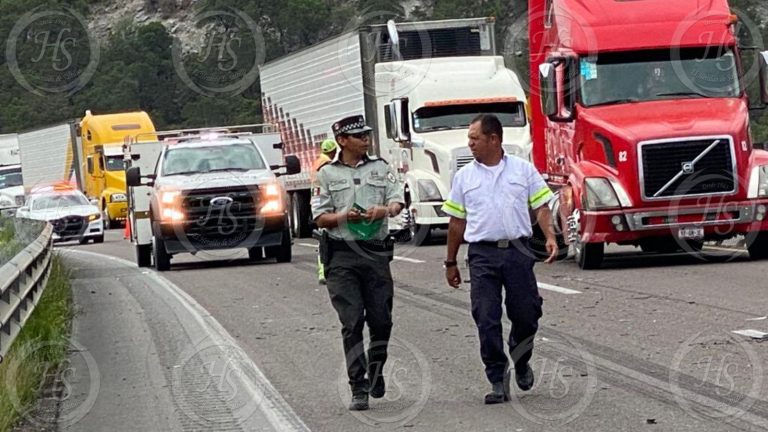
[
  {"x1": 181, "y1": 186, "x2": 260, "y2": 237},
  {"x1": 51, "y1": 216, "x2": 86, "y2": 238},
  {"x1": 640, "y1": 137, "x2": 735, "y2": 199}
]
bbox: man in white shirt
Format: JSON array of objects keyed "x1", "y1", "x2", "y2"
[{"x1": 442, "y1": 114, "x2": 558, "y2": 404}]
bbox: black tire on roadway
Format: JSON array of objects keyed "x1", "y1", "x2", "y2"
[
  {"x1": 136, "y1": 243, "x2": 151, "y2": 267},
  {"x1": 266, "y1": 229, "x2": 292, "y2": 263},
  {"x1": 153, "y1": 235, "x2": 171, "y2": 271},
  {"x1": 747, "y1": 231, "x2": 768, "y2": 260},
  {"x1": 290, "y1": 191, "x2": 312, "y2": 239}
]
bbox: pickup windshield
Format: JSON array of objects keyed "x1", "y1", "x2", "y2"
[
  {"x1": 412, "y1": 102, "x2": 527, "y2": 133},
  {"x1": 580, "y1": 47, "x2": 741, "y2": 107},
  {"x1": 162, "y1": 143, "x2": 266, "y2": 176}
]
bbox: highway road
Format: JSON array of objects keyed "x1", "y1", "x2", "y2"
[{"x1": 49, "y1": 231, "x2": 768, "y2": 432}]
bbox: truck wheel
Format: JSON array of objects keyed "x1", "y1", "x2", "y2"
[
  {"x1": 153, "y1": 235, "x2": 171, "y2": 271},
  {"x1": 93, "y1": 235, "x2": 104, "y2": 244},
  {"x1": 136, "y1": 244, "x2": 151, "y2": 267},
  {"x1": 575, "y1": 240, "x2": 604, "y2": 269},
  {"x1": 747, "y1": 232, "x2": 768, "y2": 260},
  {"x1": 103, "y1": 212, "x2": 112, "y2": 230},
  {"x1": 290, "y1": 192, "x2": 312, "y2": 239},
  {"x1": 267, "y1": 229, "x2": 292, "y2": 263}
]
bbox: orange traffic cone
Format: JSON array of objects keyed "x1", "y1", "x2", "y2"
[{"x1": 123, "y1": 221, "x2": 131, "y2": 240}]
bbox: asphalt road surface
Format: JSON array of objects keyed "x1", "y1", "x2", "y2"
[{"x1": 51, "y1": 230, "x2": 768, "y2": 432}]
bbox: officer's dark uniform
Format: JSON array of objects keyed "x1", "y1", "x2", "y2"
[{"x1": 311, "y1": 115, "x2": 404, "y2": 400}]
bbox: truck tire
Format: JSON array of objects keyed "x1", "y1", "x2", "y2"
[
  {"x1": 136, "y1": 244, "x2": 151, "y2": 267},
  {"x1": 266, "y1": 229, "x2": 292, "y2": 263},
  {"x1": 93, "y1": 235, "x2": 104, "y2": 244},
  {"x1": 575, "y1": 240, "x2": 604, "y2": 269},
  {"x1": 153, "y1": 235, "x2": 171, "y2": 271},
  {"x1": 747, "y1": 232, "x2": 768, "y2": 260},
  {"x1": 248, "y1": 247, "x2": 263, "y2": 260},
  {"x1": 290, "y1": 191, "x2": 312, "y2": 239}
]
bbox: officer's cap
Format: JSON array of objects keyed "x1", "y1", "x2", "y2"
[{"x1": 332, "y1": 115, "x2": 373, "y2": 137}]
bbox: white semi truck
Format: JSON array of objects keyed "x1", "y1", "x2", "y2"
[
  {"x1": 260, "y1": 17, "x2": 532, "y2": 241},
  {"x1": 0, "y1": 134, "x2": 23, "y2": 216}
]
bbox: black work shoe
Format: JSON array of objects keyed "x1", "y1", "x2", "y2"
[
  {"x1": 515, "y1": 364, "x2": 534, "y2": 391},
  {"x1": 484, "y1": 370, "x2": 511, "y2": 404},
  {"x1": 349, "y1": 393, "x2": 369, "y2": 411},
  {"x1": 369, "y1": 376, "x2": 386, "y2": 399}
]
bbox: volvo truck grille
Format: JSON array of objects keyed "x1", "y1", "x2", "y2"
[{"x1": 640, "y1": 136, "x2": 735, "y2": 200}]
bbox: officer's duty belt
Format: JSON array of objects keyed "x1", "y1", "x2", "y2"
[
  {"x1": 328, "y1": 239, "x2": 393, "y2": 253},
  {"x1": 472, "y1": 238, "x2": 529, "y2": 249}
]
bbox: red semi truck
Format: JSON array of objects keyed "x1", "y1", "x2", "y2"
[{"x1": 527, "y1": 0, "x2": 768, "y2": 268}]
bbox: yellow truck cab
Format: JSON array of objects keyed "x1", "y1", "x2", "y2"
[{"x1": 79, "y1": 111, "x2": 156, "y2": 228}]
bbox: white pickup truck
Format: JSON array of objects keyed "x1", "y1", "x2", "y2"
[{"x1": 124, "y1": 125, "x2": 300, "y2": 271}]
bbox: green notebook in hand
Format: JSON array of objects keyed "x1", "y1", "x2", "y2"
[{"x1": 346, "y1": 204, "x2": 383, "y2": 240}]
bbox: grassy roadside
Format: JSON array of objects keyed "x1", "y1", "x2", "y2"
[
  {"x1": 0, "y1": 255, "x2": 74, "y2": 432},
  {"x1": 0, "y1": 218, "x2": 21, "y2": 265}
]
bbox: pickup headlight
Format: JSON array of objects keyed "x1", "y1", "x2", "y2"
[
  {"x1": 111, "y1": 193, "x2": 127, "y2": 202},
  {"x1": 88, "y1": 213, "x2": 101, "y2": 222},
  {"x1": 417, "y1": 179, "x2": 443, "y2": 202},
  {"x1": 157, "y1": 190, "x2": 184, "y2": 222},
  {"x1": 260, "y1": 182, "x2": 283, "y2": 215},
  {"x1": 749, "y1": 165, "x2": 768, "y2": 198},
  {"x1": 583, "y1": 177, "x2": 631, "y2": 210}
]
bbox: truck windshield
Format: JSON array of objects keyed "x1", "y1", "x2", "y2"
[
  {"x1": 0, "y1": 169, "x2": 22, "y2": 188},
  {"x1": 162, "y1": 143, "x2": 266, "y2": 176},
  {"x1": 580, "y1": 47, "x2": 741, "y2": 107},
  {"x1": 105, "y1": 156, "x2": 124, "y2": 171},
  {"x1": 412, "y1": 102, "x2": 527, "y2": 133}
]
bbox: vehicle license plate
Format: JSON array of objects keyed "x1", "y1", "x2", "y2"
[{"x1": 678, "y1": 226, "x2": 704, "y2": 240}]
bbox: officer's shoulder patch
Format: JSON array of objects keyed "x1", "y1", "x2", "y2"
[{"x1": 387, "y1": 171, "x2": 396, "y2": 184}]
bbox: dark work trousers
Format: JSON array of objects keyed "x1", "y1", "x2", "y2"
[
  {"x1": 325, "y1": 249, "x2": 394, "y2": 394},
  {"x1": 468, "y1": 242, "x2": 543, "y2": 384}
]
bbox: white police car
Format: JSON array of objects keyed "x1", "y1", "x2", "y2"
[{"x1": 16, "y1": 185, "x2": 104, "y2": 244}]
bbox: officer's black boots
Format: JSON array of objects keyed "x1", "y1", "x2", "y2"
[
  {"x1": 484, "y1": 369, "x2": 511, "y2": 404},
  {"x1": 515, "y1": 363, "x2": 534, "y2": 391},
  {"x1": 368, "y1": 363, "x2": 386, "y2": 399},
  {"x1": 349, "y1": 392, "x2": 369, "y2": 411}
]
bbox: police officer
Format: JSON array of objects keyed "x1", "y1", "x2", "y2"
[
  {"x1": 442, "y1": 114, "x2": 558, "y2": 404},
  {"x1": 311, "y1": 114, "x2": 404, "y2": 411}
]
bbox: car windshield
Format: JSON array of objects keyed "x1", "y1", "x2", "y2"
[
  {"x1": 580, "y1": 47, "x2": 741, "y2": 107},
  {"x1": 162, "y1": 143, "x2": 266, "y2": 175},
  {"x1": 32, "y1": 193, "x2": 89, "y2": 210},
  {"x1": 412, "y1": 102, "x2": 527, "y2": 133},
  {"x1": 0, "y1": 170, "x2": 23, "y2": 188},
  {"x1": 105, "y1": 156, "x2": 124, "y2": 171}
]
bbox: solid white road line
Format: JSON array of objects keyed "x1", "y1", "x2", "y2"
[
  {"x1": 537, "y1": 282, "x2": 582, "y2": 295},
  {"x1": 732, "y1": 329, "x2": 768, "y2": 339},
  {"x1": 62, "y1": 250, "x2": 311, "y2": 432}
]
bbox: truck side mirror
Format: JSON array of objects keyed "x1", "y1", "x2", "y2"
[
  {"x1": 759, "y1": 51, "x2": 768, "y2": 105},
  {"x1": 126, "y1": 166, "x2": 142, "y2": 187},
  {"x1": 539, "y1": 63, "x2": 558, "y2": 117},
  {"x1": 385, "y1": 104, "x2": 398, "y2": 140},
  {"x1": 393, "y1": 98, "x2": 410, "y2": 143},
  {"x1": 284, "y1": 155, "x2": 301, "y2": 175}
]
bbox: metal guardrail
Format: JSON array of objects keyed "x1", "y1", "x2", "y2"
[{"x1": 0, "y1": 223, "x2": 53, "y2": 363}]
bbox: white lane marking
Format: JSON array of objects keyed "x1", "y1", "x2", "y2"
[
  {"x1": 537, "y1": 282, "x2": 582, "y2": 295},
  {"x1": 732, "y1": 329, "x2": 768, "y2": 339},
  {"x1": 393, "y1": 256, "x2": 425, "y2": 263},
  {"x1": 62, "y1": 250, "x2": 311, "y2": 432},
  {"x1": 746, "y1": 316, "x2": 768, "y2": 321}
]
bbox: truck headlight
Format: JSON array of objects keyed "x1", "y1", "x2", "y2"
[
  {"x1": 0, "y1": 196, "x2": 13, "y2": 208},
  {"x1": 417, "y1": 179, "x2": 443, "y2": 202},
  {"x1": 111, "y1": 193, "x2": 127, "y2": 202},
  {"x1": 748, "y1": 165, "x2": 768, "y2": 198},
  {"x1": 583, "y1": 177, "x2": 630, "y2": 210}
]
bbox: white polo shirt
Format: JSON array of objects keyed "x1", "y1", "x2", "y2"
[{"x1": 441, "y1": 155, "x2": 554, "y2": 243}]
